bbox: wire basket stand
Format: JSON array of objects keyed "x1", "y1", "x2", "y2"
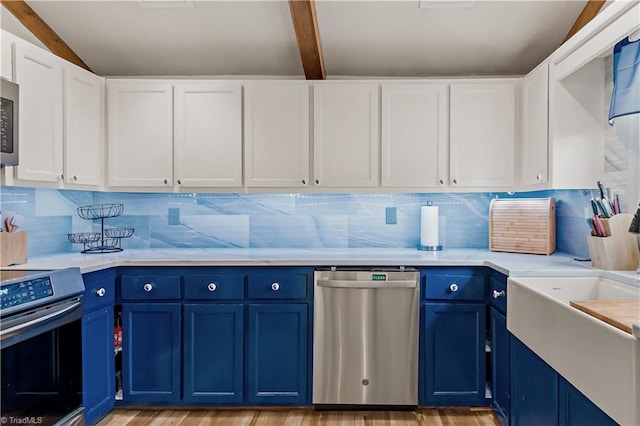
[{"x1": 68, "y1": 204, "x2": 134, "y2": 253}]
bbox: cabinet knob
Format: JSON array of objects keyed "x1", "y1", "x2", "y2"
[
  {"x1": 58, "y1": 173, "x2": 64, "y2": 181},
  {"x1": 301, "y1": 179, "x2": 306, "y2": 185},
  {"x1": 536, "y1": 174, "x2": 542, "y2": 181},
  {"x1": 271, "y1": 282, "x2": 280, "y2": 291},
  {"x1": 315, "y1": 179, "x2": 320, "y2": 185},
  {"x1": 163, "y1": 179, "x2": 169, "y2": 185},
  {"x1": 452, "y1": 178, "x2": 458, "y2": 185},
  {"x1": 449, "y1": 283, "x2": 459, "y2": 292},
  {"x1": 207, "y1": 282, "x2": 217, "y2": 292},
  {"x1": 177, "y1": 179, "x2": 182, "y2": 185},
  {"x1": 493, "y1": 289, "x2": 505, "y2": 299},
  {"x1": 95, "y1": 287, "x2": 106, "y2": 297},
  {"x1": 439, "y1": 179, "x2": 445, "y2": 185},
  {"x1": 143, "y1": 283, "x2": 153, "y2": 292},
  {"x1": 72, "y1": 175, "x2": 78, "y2": 182}
]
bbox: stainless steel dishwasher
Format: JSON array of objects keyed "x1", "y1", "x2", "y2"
[{"x1": 313, "y1": 268, "x2": 420, "y2": 406}]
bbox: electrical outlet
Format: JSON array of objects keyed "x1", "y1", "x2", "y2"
[
  {"x1": 168, "y1": 208, "x2": 180, "y2": 225},
  {"x1": 385, "y1": 207, "x2": 397, "y2": 225}
]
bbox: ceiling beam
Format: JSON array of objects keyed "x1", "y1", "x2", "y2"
[
  {"x1": 562, "y1": 0, "x2": 606, "y2": 43},
  {"x1": 288, "y1": 0, "x2": 326, "y2": 80},
  {"x1": 1, "y1": 0, "x2": 92, "y2": 72}
]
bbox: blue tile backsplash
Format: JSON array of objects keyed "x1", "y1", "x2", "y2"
[{"x1": 0, "y1": 186, "x2": 597, "y2": 258}]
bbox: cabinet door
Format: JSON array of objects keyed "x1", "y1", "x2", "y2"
[
  {"x1": 450, "y1": 81, "x2": 515, "y2": 188},
  {"x1": 183, "y1": 304, "x2": 244, "y2": 404},
  {"x1": 244, "y1": 83, "x2": 310, "y2": 188},
  {"x1": 174, "y1": 81, "x2": 242, "y2": 188},
  {"x1": 490, "y1": 307, "x2": 510, "y2": 425},
  {"x1": 1, "y1": 30, "x2": 14, "y2": 81},
  {"x1": 510, "y1": 336, "x2": 558, "y2": 426},
  {"x1": 82, "y1": 306, "x2": 115, "y2": 426},
  {"x1": 521, "y1": 64, "x2": 549, "y2": 187},
  {"x1": 313, "y1": 83, "x2": 379, "y2": 187},
  {"x1": 64, "y1": 64, "x2": 104, "y2": 187},
  {"x1": 381, "y1": 83, "x2": 448, "y2": 188},
  {"x1": 559, "y1": 377, "x2": 617, "y2": 426},
  {"x1": 14, "y1": 41, "x2": 63, "y2": 183},
  {"x1": 246, "y1": 304, "x2": 308, "y2": 405},
  {"x1": 121, "y1": 303, "x2": 181, "y2": 402},
  {"x1": 421, "y1": 302, "x2": 486, "y2": 406},
  {"x1": 107, "y1": 80, "x2": 173, "y2": 188}
]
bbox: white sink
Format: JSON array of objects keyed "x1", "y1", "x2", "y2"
[{"x1": 508, "y1": 276, "x2": 640, "y2": 426}]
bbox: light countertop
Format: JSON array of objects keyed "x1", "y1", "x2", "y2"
[{"x1": 4, "y1": 248, "x2": 640, "y2": 286}]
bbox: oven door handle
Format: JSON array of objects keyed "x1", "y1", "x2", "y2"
[{"x1": 1, "y1": 299, "x2": 83, "y2": 348}]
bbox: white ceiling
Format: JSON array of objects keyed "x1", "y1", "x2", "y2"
[{"x1": 1, "y1": 0, "x2": 595, "y2": 78}]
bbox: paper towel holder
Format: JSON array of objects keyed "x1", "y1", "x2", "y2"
[{"x1": 417, "y1": 244, "x2": 443, "y2": 251}]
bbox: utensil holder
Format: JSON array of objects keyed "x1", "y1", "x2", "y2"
[{"x1": 587, "y1": 213, "x2": 640, "y2": 270}]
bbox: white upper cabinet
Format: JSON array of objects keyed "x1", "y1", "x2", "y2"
[
  {"x1": 449, "y1": 81, "x2": 516, "y2": 188},
  {"x1": 1, "y1": 30, "x2": 14, "y2": 81},
  {"x1": 13, "y1": 41, "x2": 63, "y2": 183},
  {"x1": 63, "y1": 64, "x2": 104, "y2": 188},
  {"x1": 174, "y1": 81, "x2": 242, "y2": 188},
  {"x1": 381, "y1": 83, "x2": 448, "y2": 188},
  {"x1": 521, "y1": 63, "x2": 549, "y2": 187},
  {"x1": 107, "y1": 80, "x2": 173, "y2": 188},
  {"x1": 244, "y1": 82, "x2": 309, "y2": 187},
  {"x1": 313, "y1": 83, "x2": 379, "y2": 187}
]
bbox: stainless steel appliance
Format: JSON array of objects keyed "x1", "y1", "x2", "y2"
[
  {"x1": 313, "y1": 268, "x2": 419, "y2": 406},
  {"x1": 1, "y1": 268, "x2": 85, "y2": 426},
  {"x1": 1, "y1": 78, "x2": 19, "y2": 166}
]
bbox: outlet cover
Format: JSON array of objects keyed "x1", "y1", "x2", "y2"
[
  {"x1": 168, "y1": 208, "x2": 180, "y2": 225},
  {"x1": 385, "y1": 207, "x2": 397, "y2": 225}
]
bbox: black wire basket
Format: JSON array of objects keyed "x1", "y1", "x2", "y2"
[{"x1": 69, "y1": 204, "x2": 134, "y2": 253}]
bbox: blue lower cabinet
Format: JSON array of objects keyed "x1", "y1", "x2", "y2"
[
  {"x1": 183, "y1": 304, "x2": 244, "y2": 404},
  {"x1": 490, "y1": 307, "x2": 510, "y2": 425},
  {"x1": 82, "y1": 306, "x2": 115, "y2": 425},
  {"x1": 510, "y1": 336, "x2": 558, "y2": 426},
  {"x1": 122, "y1": 303, "x2": 181, "y2": 402},
  {"x1": 246, "y1": 304, "x2": 308, "y2": 405},
  {"x1": 559, "y1": 377, "x2": 617, "y2": 426},
  {"x1": 421, "y1": 302, "x2": 486, "y2": 406}
]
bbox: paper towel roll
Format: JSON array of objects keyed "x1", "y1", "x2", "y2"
[{"x1": 420, "y1": 206, "x2": 439, "y2": 247}]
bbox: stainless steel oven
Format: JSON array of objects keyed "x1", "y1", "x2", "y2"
[
  {"x1": 1, "y1": 268, "x2": 85, "y2": 426},
  {"x1": 1, "y1": 78, "x2": 19, "y2": 167}
]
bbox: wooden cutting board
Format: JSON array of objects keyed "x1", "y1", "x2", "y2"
[{"x1": 569, "y1": 300, "x2": 640, "y2": 335}]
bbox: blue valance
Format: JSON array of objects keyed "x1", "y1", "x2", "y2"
[{"x1": 608, "y1": 36, "x2": 640, "y2": 125}]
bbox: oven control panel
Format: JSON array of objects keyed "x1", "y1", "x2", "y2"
[{"x1": 0, "y1": 277, "x2": 54, "y2": 310}]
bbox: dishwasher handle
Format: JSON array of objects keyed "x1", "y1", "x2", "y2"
[{"x1": 316, "y1": 279, "x2": 417, "y2": 289}]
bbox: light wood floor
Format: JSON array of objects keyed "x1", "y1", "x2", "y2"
[{"x1": 97, "y1": 408, "x2": 502, "y2": 426}]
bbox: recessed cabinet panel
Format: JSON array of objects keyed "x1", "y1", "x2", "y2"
[
  {"x1": 521, "y1": 63, "x2": 549, "y2": 187},
  {"x1": 174, "y1": 82, "x2": 242, "y2": 188},
  {"x1": 107, "y1": 80, "x2": 173, "y2": 188},
  {"x1": 14, "y1": 42, "x2": 63, "y2": 183},
  {"x1": 1, "y1": 31, "x2": 13, "y2": 81},
  {"x1": 313, "y1": 84, "x2": 379, "y2": 187},
  {"x1": 450, "y1": 82, "x2": 516, "y2": 188},
  {"x1": 64, "y1": 65, "x2": 104, "y2": 187},
  {"x1": 244, "y1": 83, "x2": 310, "y2": 187},
  {"x1": 381, "y1": 83, "x2": 449, "y2": 188}
]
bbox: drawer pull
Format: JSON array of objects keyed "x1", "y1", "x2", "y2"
[
  {"x1": 95, "y1": 287, "x2": 106, "y2": 297},
  {"x1": 271, "y1": 282, "x2": 280, "y2": 291},
  {"x1": 493, "y1": 289, "x2": 505, "y2": 299},
  {"x1": 207, "y1": 282, "x2": 217, "y2": 292},
  {"x1": 143, "y1": 283, "x2": 153, "y2": 292},
  {"x1": 449, "y1": 283, "x2": 459, "y2": 292}
]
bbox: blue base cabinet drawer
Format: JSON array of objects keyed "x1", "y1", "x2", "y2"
[
  {"x1": 83, "y1": 269, "x2": 117, "y2": 311},
  {"x1": 422, "y1": 268, "x2": 487, "y2": 301},
  {"x1": 184, "y1": 274, "x2": 244, "y2": 300},
  {"x1": 247, "y1": 271, "x2": 308, "y2": 300},
  {"x1": 121, "y1": 275, "x2": 181, "y2": 300}
]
